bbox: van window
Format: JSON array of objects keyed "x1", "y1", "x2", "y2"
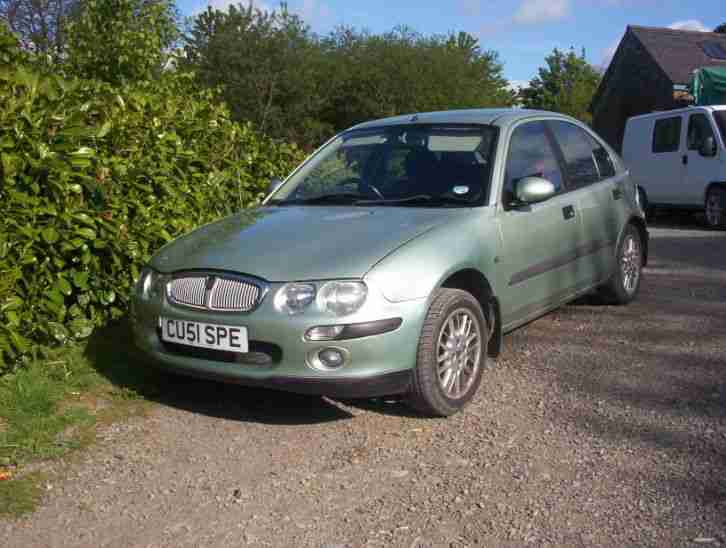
[
  {"x1": 548, "y1": 121, "x2": 615, "y2": 189},
  {"x1": 503, "y1": 121, "x2": 563, "y2": 207},
  {"x1": 652, "y1": 117, "x2": 682, "y2": 153},
  {"x1": 714, "y1": 111, "x2": 726, "y2": 143},
  {"x1": 687, "y1": 113, "x2": 716, "y2": 150}
]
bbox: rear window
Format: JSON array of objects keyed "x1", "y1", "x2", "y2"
[{"x1": 652, "y1": 117, "x2": 682, "y2": 153}]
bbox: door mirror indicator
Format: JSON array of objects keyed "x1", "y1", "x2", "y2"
[
  {"x1": 514, "y1": 176, "x2": 557, "y2": 205},
  {"x1": 699, "y1": 136, "x2": 718, "y2": 157}
]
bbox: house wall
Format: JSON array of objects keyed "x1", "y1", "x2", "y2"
[{"x1": 592, "y1": 32, "x2": 677, "y2": 152}]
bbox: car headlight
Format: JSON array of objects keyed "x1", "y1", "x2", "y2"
[
  {"x1": 317, "y1": 281, "x2": 367, "y2": 316},
  {"x1": 135, "y1": 267, "x2": 168, "y2": 302},
  {"x1": 274, "y1": 283, "x2": 317, "y2": 315}
]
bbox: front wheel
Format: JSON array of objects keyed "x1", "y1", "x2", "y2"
[
  {"x1": 600, "y1": 224, "x2": 643, "y2": 305},
  {"x1": 407, "y1": 289, "x2": 488, "y2": 417},
  {"x1": 705, "y1": 186, "x2": 726, "y2": 229}
]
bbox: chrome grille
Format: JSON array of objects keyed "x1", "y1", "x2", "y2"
[
  {"x1": 168, "y1": 277, "x2": 207, "y2": 309},
  {"x1": 167, "y1": 274, "x2": 263, "y2": 312},
  {"x1": 209, "y1": 277, "x2": 261, "y2": 312}
]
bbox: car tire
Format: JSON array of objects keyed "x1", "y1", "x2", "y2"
[
  {"x1": 704, "y1": 186, "x2": 726, "y2": 230},
  {"x1": 600, "y1": 224, "x2": 643, "y2": 305},
  {"x1": 406, "y1": 289, "x2": 488, "y2": 417}
]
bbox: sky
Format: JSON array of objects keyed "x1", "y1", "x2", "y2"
[{"x1": 177, "y1": 0, "x2": 725, "y2": 86}]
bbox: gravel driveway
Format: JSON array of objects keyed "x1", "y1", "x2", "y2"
[{"x1": 2, "y1": 217, "x2": 725, "y2": 547}]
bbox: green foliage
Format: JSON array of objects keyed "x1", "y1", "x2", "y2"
[
  {"x1": 0, "y1": 65, "x2": 304, "y2": 371},
  {"x1": 65, "y1": 0, "x2": 179, "y2": 84},
  {"x1": 183, "y1": 5, "x2": 515, "y2": 148},
  {"x1": 521, "y1": 48, "x2": 602, "y2": 124},
  {"x1": 715, "y1": 23, "x2": 726, "y2": 34}
]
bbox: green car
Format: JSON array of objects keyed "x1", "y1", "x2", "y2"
[{"x1": 131, "y1": 109, "x2": 647, "y2": 416}]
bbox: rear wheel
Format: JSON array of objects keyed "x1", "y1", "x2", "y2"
[
  {"x1": 407, "y1": 289, "x2": 488, "y2": 417},
  {"x1": 600, "y1": 224, "x2": 643, "y2": 305},
  {"x1": 705, "y1": 186, "x2": 726, "y2": 229}
]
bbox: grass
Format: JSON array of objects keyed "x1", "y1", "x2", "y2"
[{"x1": 0, "y1": 320, "x2": 161, "y2": 517}]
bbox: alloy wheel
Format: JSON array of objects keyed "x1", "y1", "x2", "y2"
[{"x1": 436, "y1": 308, "x2": 482, "y2": 399}]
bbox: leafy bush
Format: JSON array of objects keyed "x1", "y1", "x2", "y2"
[{"x1": 0, "y1": 36, "x2": 304, "y2": 372}]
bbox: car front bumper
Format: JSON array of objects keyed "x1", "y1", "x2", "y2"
[{"x1": 130, "y1": 282, "x2": 428, "y2": 398}]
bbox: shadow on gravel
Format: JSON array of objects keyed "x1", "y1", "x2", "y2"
[{"x1": 85, "y1": 320, "x2": 354, "y2": 425}]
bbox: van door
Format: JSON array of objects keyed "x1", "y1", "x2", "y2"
[
  {"x1": 683, "y1": 112, "x2": 720, "y2": 206},
  {"x1": 649, "y1": 115, "x2": 685, "y2": 205}
]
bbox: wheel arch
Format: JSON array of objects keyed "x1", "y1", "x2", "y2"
[
  {"x1": 627, "y1": 215, "x2": 649, "y2": 266},
  {"x1": 439, "y1": 268, "x2": 502, "y2": 358},
  {"x1": 705, "y1": 181, "x2": 726, "y2": 204}
]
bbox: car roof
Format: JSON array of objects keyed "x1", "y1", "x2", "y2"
[
  {"x1": 349, "y1": 108, "x2": 576, "y2": 131},
  {"x1": 627, "y1": 105, "x2": 726, "y2": 122}
]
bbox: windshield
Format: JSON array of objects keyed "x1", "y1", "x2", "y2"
[
  {"x1": 713, "y1": 111, "x2": 726, "y2": 145},
  {"x1": 270, "y1": 124, "x2": 498, "y2": 207}
]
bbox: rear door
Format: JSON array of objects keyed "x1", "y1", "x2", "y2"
[
  {"x1": 547, "y1": 120, "x2": 626, "y2": 286},
  {"x1": 683, "y1": 111, "x2": 721, "y2": 205},
  {"x1": 649, "y1": 114, "x2": 685, "y2": 204},
  {"x1": 496, "y1": 120, "x2": 582, "y2": 327}
]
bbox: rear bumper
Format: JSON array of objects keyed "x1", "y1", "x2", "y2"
[{"x1": 150, "y1": 359, "x2": 412, "y2": 398}]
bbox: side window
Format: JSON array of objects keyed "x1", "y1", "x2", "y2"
[
  {"x1": 652, "y1": 116, "x2": 682, "y2": 153},
  {"x1": 549, "y1": 121, "x2": 613, "y2": 189},
  {"x1": 687, "y1": 113, "x2": 715, "y2": 151},
  {"x1": 503, "y1": 121, "x2": 564, "y2": 206}
]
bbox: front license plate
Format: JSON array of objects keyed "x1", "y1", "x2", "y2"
[{"x1": 159, "y1": 317, "x2": 248, "y2": 353}]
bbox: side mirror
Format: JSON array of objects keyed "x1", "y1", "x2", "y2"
[
  {"x1": 514, "y1": 176, "x2": 557, "y2": 205},
  {"x1": 267, "y1": 177, "x2": 283, "y2": 197},
  {"x1": 699, "y1": 136, "x2": 718, "y2": 157}
]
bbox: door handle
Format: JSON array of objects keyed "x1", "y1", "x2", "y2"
[
  {"x1": 612, "y1": 186, "x2": 623, "y2": 200},
  {"x1": 682, "y1": 155, "x2": 688, "y2": 165},
  {"x1": 562, "y1": 205, "x2": 575, "y2": 220}
]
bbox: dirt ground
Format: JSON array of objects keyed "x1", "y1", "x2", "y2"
[{"x1": 2, "y1": 215, "x2": 726, "y2": 547}]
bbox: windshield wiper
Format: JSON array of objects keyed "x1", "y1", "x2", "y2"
[
  {"x1": 271, "y1": 193, "x2": 363, "y2": 206},
  {"x1": 355, "y1": 194, "x2": 474, "y2": 207},
  {"x1": 354, "y1": 195, "x2": 434, "y2": 206}
]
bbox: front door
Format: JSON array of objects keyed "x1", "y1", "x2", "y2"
[
  {"x1": 496, "y1": 120, "x2": 581, "y2": 328},
  {"x1": 683, "y1": 112, "x2": 720, "y2": 206}
]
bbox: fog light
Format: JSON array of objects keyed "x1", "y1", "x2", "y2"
[
  {"x1": 307, "y1": 346, "x2": 349, "y2": 371},
  {"x1": 319, "y1": 348, "x2": 344, "y2": 368},
  {"x1": 305, "y1": 325, "x2": 344, "y2": 341}
]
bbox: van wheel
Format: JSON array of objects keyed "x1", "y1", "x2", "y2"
[
  {"x1": 600, "y1": 224, "x2": 643, "y2": 305},
  {"x1": 705, "y1": 186, "x2": 726, "y2": 229},
  {"x1": 637, "y1": 186, "x2": 653, "y2": 221},
  {"x1": 407, "y1": 289, "x2": 488, "y2": 417}
]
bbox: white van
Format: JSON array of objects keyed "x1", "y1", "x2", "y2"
[{"x1": 622, "y1": 105, "x2": 726, "y2": 228}]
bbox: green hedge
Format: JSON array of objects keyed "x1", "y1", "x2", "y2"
[{"x1": 0, "y1": 57, "x2": 305, "y2": 372}]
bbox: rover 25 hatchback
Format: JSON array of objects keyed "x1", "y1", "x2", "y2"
[{"x1": 131, "y1": 109, "x2": 648, "y2": 416}]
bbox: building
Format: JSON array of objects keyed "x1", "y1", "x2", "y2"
[{"x1": 590, "y1": 25, "x2": 726, "y2": 151}]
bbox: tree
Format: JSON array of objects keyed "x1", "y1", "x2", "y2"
[
  {"x1": 521, "y1": 48, "x2": 601, "y2": 124},
  {"x1": 0, "y1": 0, "x2": 78, "y2": 59},
  {"x1": 183, "y1": 4, "x2": 515, "y2": 148},
  {"x1": 715, "y1": 23, "x2": 726, "y2": 34},
  {"x1": 65, "y1": 0, "x2": 179, "y2": 84},
  {"x1": 183, "y1": 3, "x2": 326, "y2": 145}
]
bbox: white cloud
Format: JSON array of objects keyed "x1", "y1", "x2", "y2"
[
  {"x1": 507, "y1": 80, "x2": 530, "y2": 91},
  {"x1": 513, "y1": 0, "x2": 570, "y2": 25},
  {"x1": 599, "y1": 35, "x2": 622, "y2": 71},
  {"x1": 668, "y1": 19, "x2": 710, "y2": 32}
]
